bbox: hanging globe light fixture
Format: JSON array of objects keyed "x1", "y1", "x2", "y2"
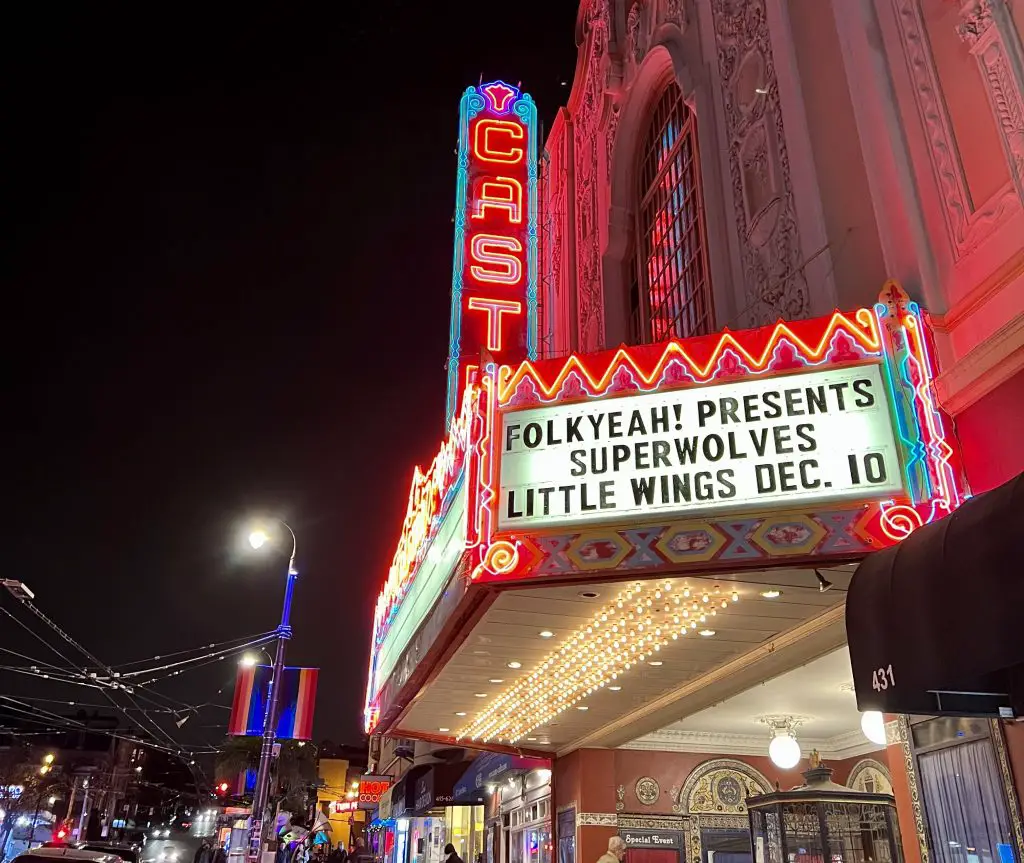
[
  {"x1": 861, "y1": 710, "x2": 887, "y2": 745},
  {"x1": 764, "y1": 717, "x2": 802, "y2": 769}
]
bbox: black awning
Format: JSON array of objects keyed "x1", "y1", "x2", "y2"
[
  {"x1": 846, "y1": 471, "x2": 1024, "y2": 716},
  {"x1": 412, "y1": 762, "x2": 475, "y2": 815},
  {"x1": 390, "y1": 765, "x2": 430, "y2": 819}
]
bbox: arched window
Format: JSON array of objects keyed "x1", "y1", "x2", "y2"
[{"x1": 629, "y1": 83, "x2": 713, "y2": 345}]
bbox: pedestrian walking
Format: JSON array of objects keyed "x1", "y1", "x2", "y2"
[
  {"x1": 444, "y1": 844, "x2": 465, "y2": 863},
  {"x1": 194, "y1": 840, "x2": 212, "y2": 863},
  {"x1": 595, "y1": 837, "x2": 626, "y2": 863},
  {"x1": 212, "y1": 842, "x2": 228, "y2": 863},
  {"x1": 329, "y1": 842, "x2": 348, "y2": 863}
]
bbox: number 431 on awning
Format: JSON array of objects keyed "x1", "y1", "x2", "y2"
[{"x1": 872, "y1": 664, "x2": 896, "y2": 691}]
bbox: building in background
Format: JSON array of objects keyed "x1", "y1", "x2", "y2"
[
  {"x1": 316, "y1": 742, "x2": 369, "y2": 850},
  {"x1": 366, "y1": 4, "x2": 1023, "y2": 863}
]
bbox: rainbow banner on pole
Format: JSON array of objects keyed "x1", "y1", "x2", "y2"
[{"x1": 228, "y1": 665, "x2": 318, "y2": 740}]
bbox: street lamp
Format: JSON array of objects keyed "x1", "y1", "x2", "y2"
[
  {"x1": 242, "y1": 518, "x2": 298, "y2": 862},
  {"x1": 239, "y1": 648, "x2": 273, "y2": 668}
]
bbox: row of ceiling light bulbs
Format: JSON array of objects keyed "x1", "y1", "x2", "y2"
[
  {"x1": 764, "y1": 711, "x2": 888, "y2": 768},
  {"x1": 456, "y1": 577, "x2": 738, "y2": 745}
]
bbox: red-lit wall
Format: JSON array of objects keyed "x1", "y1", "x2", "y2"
[
  {"x1": 953, "y1": 370, "x2": 1024, "y2": 494},
  {"x1": 554, "y1": 748, "x2": 894, "y2": 863}
]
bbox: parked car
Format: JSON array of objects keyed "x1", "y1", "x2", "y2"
[
  {"x1": 12, "y1": 849, "x2": 124, "y2": 863},
  {"x1": 40, "y1": 841, "x2": 140, "y2": 863},
  {"x1": 73, "y1": 843, "x2": 141, "y2": 863}
]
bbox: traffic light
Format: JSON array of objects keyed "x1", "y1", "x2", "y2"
[{"x1": 217, "y1": 782, "x2": 229, "y2": 796}]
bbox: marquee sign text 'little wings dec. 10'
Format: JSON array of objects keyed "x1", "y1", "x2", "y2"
[{"x1": 498, "y1": 363, "x2": 904, "y2": 530}]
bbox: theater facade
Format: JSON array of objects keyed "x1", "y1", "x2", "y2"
[{"x1": 364, "y1": 3, "x2": 1024, "y2": 863}]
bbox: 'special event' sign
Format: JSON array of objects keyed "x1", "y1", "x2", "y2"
[{"x1": 498, "y1": 363, "x2": 903, "y2": 530}]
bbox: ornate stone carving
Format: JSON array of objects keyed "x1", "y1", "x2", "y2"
[
  {"x1": 606, "y1": 104, "x2": 620, "y2": 184},
  {"x1": 956, "y1": 0, "x2": 994, "y2": 45},
  {"x1": 626, "y1": 0, "x2": 655, "y2": 64},
  {"x1": 711, "y1": 0, "x2": 808, "y2": 325},
  {"x1": 663, "y1": 0, "x2": 687, "y2": 28},
  {"x1": 674, "y1": 758, "x2": 772, "y2": 814},
  {"x1": 574, "y1": 0, "x2": 611, "y2": 352},
  {"x1": 972, "y1": 38, "x2": 1024, "y2": 200},
  {"x1": 846, "y1": 759, "x2": 894, "y2": 796},
  {"x1": 616, "y1": 783, "x2": 626, "y2": 811},
  {"x1": 545, "y1": 149, "x2": 566, "y2": 358},
  {"x1": 635, "y1": 776, "x2": 660, "y2": 805},
  {"x1": 890, "y1": 0, "x2": 1019, "y2": 256},
  {"x1": 578, "y1": 812, "x2": 619, "y2": 827},
  {"x1": 618, "y1": 814, "x2": 685, "y2": 830}
]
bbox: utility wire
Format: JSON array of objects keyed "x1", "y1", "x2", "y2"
[
  {"x1": 120, "y1": 632, "x2": 277, "y2": 679},
  {"x1": 111, "y1": 632, "x2": 277, "y2": 670},
  {"x1": 3, "y1": 595, "x2": 192, "y2": 755},
  {"x1": 0, "y1": 606, "x2": 90, "y2": 678},
  {"x1": 0, "y1": 696, "x2": 219, "y2": 756},
  {"x1": 0, "y1": 664, "x2": 108, "y2": 689},
  {"x1": 0, "y1": 645, "x2": 80, "y2": 674}
]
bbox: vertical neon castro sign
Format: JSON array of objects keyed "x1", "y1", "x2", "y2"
[{"x1": 446, "y1": 81, "x2": 539, "y2": 424}]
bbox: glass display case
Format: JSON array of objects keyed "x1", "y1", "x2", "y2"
[{"x1": 746, "y1": 756, "x2": 903, "y2": 863}]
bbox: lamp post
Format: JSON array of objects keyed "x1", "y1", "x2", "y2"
[{"x1": 245, "y1": 520, "x2": 298, "y2": 862}]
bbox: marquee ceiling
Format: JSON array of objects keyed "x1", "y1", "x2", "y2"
[
  {"x1": 396, "y1": 565, "x2": 855, "y2": 755},
  {"x1": 625, "y1": 647, "x2": 885, "y2": 760}
]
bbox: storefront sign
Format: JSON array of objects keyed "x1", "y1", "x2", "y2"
[
  {"x1": 331, "y1": 800, "x2": 359, "y2": 815},
  {"x1": 453, "y1": 753, "x2": 539, "y2": 800},
  {"x1": 499, "y1": 363, "x2": 903, "y2": 529},
  {"x1": 358, "y1": 775, "x2": 393, "y2": 810},
  {"x1": 413, "y1": 764, "x2": 464, "y2": 813},
  {"x1": 620, "y1": 830, "x2": 681, "y2": 849},
  {"x1": 446, "y1": 80, "x2": 539, "y2": 422}
]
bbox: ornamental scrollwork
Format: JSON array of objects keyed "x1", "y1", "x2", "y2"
[
  {"x1": 635, "y1": 776, "x2": 661, "y2": 805},
  {"x1": 711, "y1": 0, "x2": 808, "y2": 325},
  {"x1": 675, "y1": 759, "x2": 772, "y2": 814}
]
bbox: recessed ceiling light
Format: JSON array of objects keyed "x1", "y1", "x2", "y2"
[
  {"x1": 474, "y1": 693, "x2": 487, "y2": 698},
  {"x1": 488, "y1": 678, "x2": 504, "y2": 684},
  {"x1": 507, "y1": 661, "x2": 522, "y2": 669},
  {"x1": 578, "y1": 590, "x2": 600, "y2": 599},
  {"x1": 439, "y1": 727, "x2": 450, "y2": 733},
  {"x1": 760, "y1": 589, "x2": 782, "y2": 599},
  {"x1": 648, "y1": 660, "x2": 663, "y2": 666},
  {"x1": 539, "y1": 630, "x2": 554, "y2": 638},
  {"x1": 526, "y1": 737, "x2": 537, "y2": 741},
  {"x1": 455, "y1": 712, "x2": 467, "y2": 717},
  {"x1": 608, "y1": 686, "x2": 622, "y2": 691},
  {"x1": 699, "y1": 629, "x2": 716, "y2": 637},
  {"x1": 576, "y1": 705, "x2": 589, "y2": 711}
]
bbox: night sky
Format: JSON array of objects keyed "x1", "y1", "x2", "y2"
[{"x1": 5, "y1": 5, "x2": 578, "y2": 749}]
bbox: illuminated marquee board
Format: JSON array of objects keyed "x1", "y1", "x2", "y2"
[
  {"x1": 363, "y1": 283, "x2": 965, "y2": 734},
  {"x1": 446, "y1": 80, "x2": 539, "y2": 424},
  {"x1": 498, "y1": 363, "x2": 904, "y2": 529}
]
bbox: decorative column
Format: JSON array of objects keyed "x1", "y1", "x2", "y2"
[{"x1": 957, "y1": 0, "x2": 1024, "y2": 202}]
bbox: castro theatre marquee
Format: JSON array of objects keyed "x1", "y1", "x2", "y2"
[{"x1": 363, "y1": 278, "x2": 964, "y2": 747}]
